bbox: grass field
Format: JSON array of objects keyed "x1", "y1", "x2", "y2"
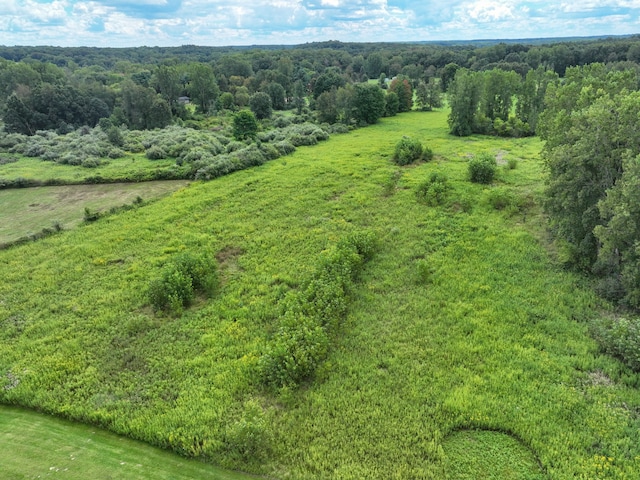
[
  {"x1": 0, "y1": 180, "x2": 189, "y2": 245},
  {"x1": 0, "y1": 153, "x2": 185, "y2": 184},
  {"x1": 1, "y1": 110, "x2": 639, "y2": 478},
  {"x1": 0, "y1": 406, "x2": 258, "y2": 480}
]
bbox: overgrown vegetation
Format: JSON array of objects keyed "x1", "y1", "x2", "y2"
[
  {"x1": 148, "y1": 252, "x2": 218, "y2": 314},
  {"x1": 4, "y1": 35, "x2": 640, "y2": 478},
  {"x1": 2, "y1": 111, "x2": 640, "y2": 479},
  {"x1": 392, "y1": 136, "x2": 430, "y2": 166},
  {"x1": 260, "y1": 231, "x2": 375, "y2": 389},
  {"x1": 468, "y1": 152, "x2": 497, "y2": 184}
]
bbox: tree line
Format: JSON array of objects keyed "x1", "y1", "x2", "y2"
[{"x1": 2, "y1": 35, "x2": 640, "y2": 136}]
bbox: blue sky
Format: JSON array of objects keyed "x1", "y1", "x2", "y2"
[{"x1": 0, "y1": 0, "x2": 639, "y2": 47}]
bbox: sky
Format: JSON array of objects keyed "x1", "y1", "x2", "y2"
[{"x1": 0, "y1": 0, "x2": 639, "y2": 47}]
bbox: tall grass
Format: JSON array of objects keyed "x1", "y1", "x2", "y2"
[{"x1": 1, "y1": 111, "x2": 639, "y2": 478}]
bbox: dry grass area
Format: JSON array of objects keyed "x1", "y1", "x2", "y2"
[{"x1": 0, "y1": 181, "x2": 189, "y2": 245}]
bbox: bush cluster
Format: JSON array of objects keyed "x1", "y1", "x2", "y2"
[
  {"x1": 591, "y1": 316, "x2": 640, "y2": 372},
  {"x1": 392, "y1": 136, "x2": 425, "y2": 166},
  {"x1": 0, "y1": 118, "x2": 331, "y2": 187},
  {"x1": 468, "y1": 152, "x2": 497, "y2": 184},
  {"x1": 148, "y1": 252, "x2": 218, "y2": 315},
  {"x1": 393, "y1": 138, "x2": 433, "y2": 166},
  {"x1": 416, "y1": 172, "x2": 449, "y2": 206},
  {"x1": 260, "y1": 231, "x2": 375, "y2": 388}
]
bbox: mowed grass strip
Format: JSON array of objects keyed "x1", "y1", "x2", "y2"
[
  {"x1": 0, "y1": 154, "x2": 180, "y2": 184},
  {"x1": 0, "y1": 406, "x2": 259, "y2": 480},
  {"x1": 0, "y1": 110, "x2": 639, "y2": 478},
  {"x1": 0, "y1": 180, "x2": 189, "y2": 244}
]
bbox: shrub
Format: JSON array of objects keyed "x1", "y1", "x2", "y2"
[
  {"x1": 288, "y1": 133, "x2": 317, "y2": 147},
  {"x1": 172, "y1": 251, "x2": 218, "y2": 295},
  {"x1": 416, "y1": 259, "x2": 433, "y2": 284},
  {"x1": 416, "y1": 171, "x2": 448, "y2": 206},
  {"x1": 81, "y1": 158, "x2": 101, "y2": 168},
  {"x1": 258, "y1": 142, "x2": 281, "y2": 161},
  {"x1": 225, "y1": 141, "x2": 246, "y2": 153},
  {"x1": 393, "y1": 136, "x2": 424, "y2": 166},
  {"x1": 24, "y1": 142, "x2": 46, "y2": 157},
  {"x1": 60, "y1": 153, "x2": 84, "y2": 166},
  {"x1": 148, "y1": 252, "x2": 218, "y2": 314},
  {"x1": 273, "y1": 115, "x2": 292, "y2": 128},
  {"x1": 107, "y1": 148, "x2": 126, "y2": 159},
  {"x1": 274, "y1": 141, "x2": 296, "y2": 156},
  {"x1": 329, "y1": 123, "x2": 350, "y2": 134},
  {"x1": 486, "y1": 187, "x2": 515, "y2": 210},
  {"x1": 223, "y1": 400, "x2": 269, "y2": 462},
  {"x1": 123, "y1": 141, "x2": 145, "y2": 153},
  {"x1": 146, "y1": 145, "x2": 167, "y2": 160},
  {"x1": 591, "y1": 316, "x2": 640, "y2": 372},
  {"x1": 260, "y1": 231, "x2": 375, "y2": 389},
  {"x1": 148, "y1": 265, "x2": 194, "y2": 315},
  {"x1": 0, "y1": 155, "x2": 18, "y2": 165},
  {"x1": 233, "y1": 110, "x2": 259, "y2": 140},
  {"x1": 107, "y1": 126, "x2": 124, "y2": 146},
  {"x1": 41, "y1": 150, "x2": 60, "y2": 162},
  {"x1": 468, "y1": 152, "x2": 497, "y2": 184}
]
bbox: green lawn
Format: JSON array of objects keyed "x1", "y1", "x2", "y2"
[
  {"x1": 0, "y1": 153, "x2": 184, "y2": 184},
  {"x1": 1, "y1": 110, "x2": 639, "y2": 478},
  {"x1": 0, "y1": 180, "x2": 189, "y2": 245},
  {"x1": 0, "y1": 406, "x2": 259, "y2": 480}
]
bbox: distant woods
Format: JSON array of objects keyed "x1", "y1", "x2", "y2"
[{"x1": 1, "y1": 36, "x2": 640, "y2": 136}]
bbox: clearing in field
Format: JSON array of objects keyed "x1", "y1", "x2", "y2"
[{"x1": 0, "y1": 180, "x2": 189, "y2": 246}]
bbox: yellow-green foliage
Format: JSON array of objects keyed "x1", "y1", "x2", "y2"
[{"x1": 1, "y1": 111, "x2": 639, "y2": 479}]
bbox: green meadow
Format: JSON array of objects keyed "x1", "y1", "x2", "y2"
[
  {"x1": 0, "y1": 153, "x2": 182, "y2": 184},
  {"x1": 0, "y1": 406, "x2": 256, "y2": 480},
  {"x1": 0, "y1": 180, "x2": 189, "y2": 245},
  {"x1": 1, "y1": 110, "x2": 639, "y2": 479}
]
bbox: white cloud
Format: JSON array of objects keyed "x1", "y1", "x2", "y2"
[
  {"x1": 465, "y1": 0, "x2": 515, "y2": 22},
  {"x1": 0, "y1": 0, "x2": 638, "y2": 47}
]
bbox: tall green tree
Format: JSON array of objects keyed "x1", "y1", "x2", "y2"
[
  {"x1": 480, "y1": 69, "x2": 520, "y2": 122},
  {"x1": 292, "y1": 80, "x2": 306, "y2": 115},
  {"x1": 594, "y1": 153, "x2": 640, "y2": 305},
  {"x1": 415, "y1": 78, "x2": 443, "y2": 111},
  {"x1": 352, "y1": 83, "x2": 385, "y2": 125},
  {"x1": 447, "y1": 69, "x2": 481, "y2": 136},
  {"x1": 188, "y1": 63, "x2": 219, "y2": 114},
  {"x1": 364, "y1": 52, "x2": 384, "y2": 78},
  {"x1": 316, "y1": 88, "x2": 338, "y2": 123},
  {"x1": 3, "y1": 92, "x2": 35, "y2": 135},
  {"x1": 516, "y1": 66, "x2": 557, "y2": 133},
  {"x1": 542, "y1": 91, "x2": 640, "y2": 270},
  {"x1": 313, "y1": 70, "x2": 345, "y2": 99},
  {"x1": 264, "y1": 82, "x2": 286, "y2": 111},
  {"x1": 335, "y1": 85, "x2": 354, "y2": 124},
  {"x1": 233, "y1": 110, "x2": 258, "y2": 140},
  {"x1": 249, "y1": 91, "x2": 272, "y2": 120},
  {"x1": 384, "y1": 91, "x2": 399, "y2": 116},
  {"x1": 153, "y1": 65, "x2": 181, "y2": 113}
]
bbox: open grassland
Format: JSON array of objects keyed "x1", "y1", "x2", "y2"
[
  {"x1": 0, "y1": 406, "x2": 257, "y2": 480},
  {"x1": 1, "y1": 111, "x2": 639, "y2": 478},
  {"x1": 0, "y1": 180, "x2": 189, "y2": 245},
  {"x1": 0, "y1": 153, "x2": 184, "y2": 184}
]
